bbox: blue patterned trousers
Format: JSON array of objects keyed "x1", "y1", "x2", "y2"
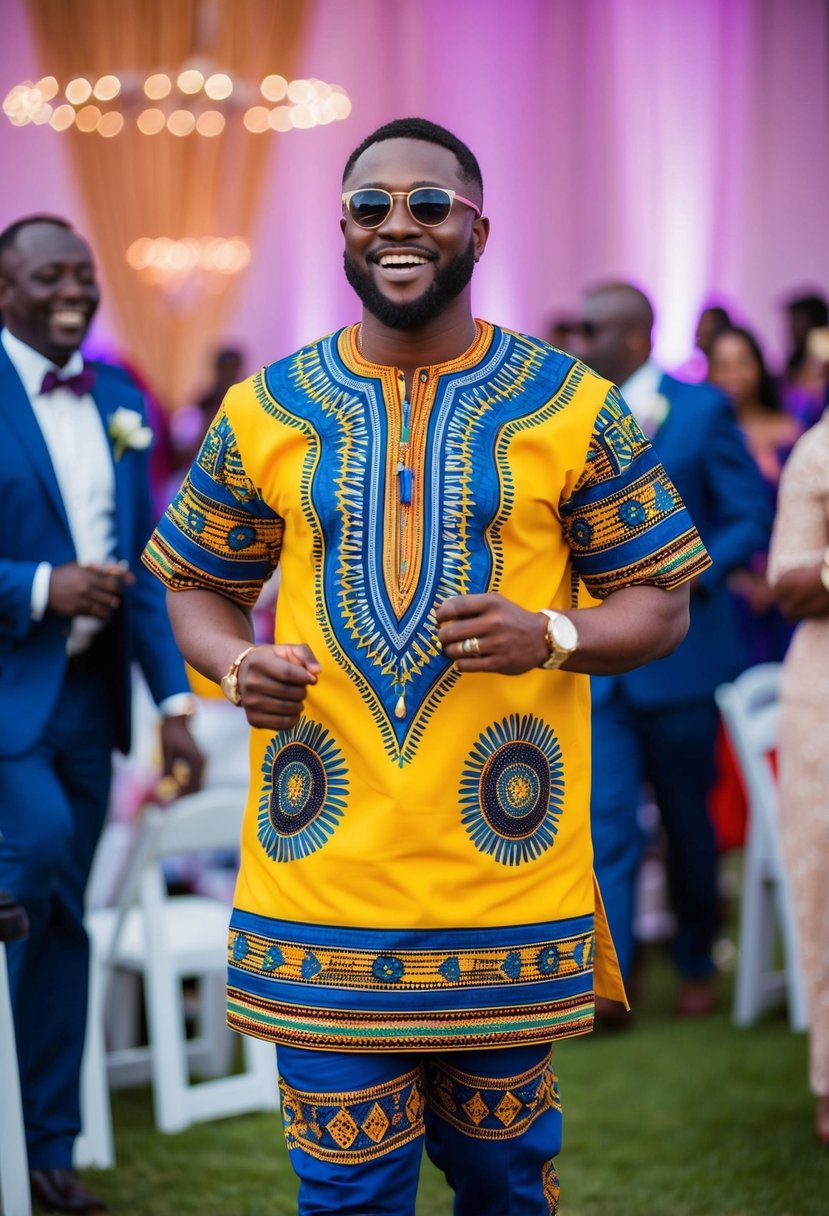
[{"x1": 276, "y1": 1042, "x2": 561, "y2": 1215}]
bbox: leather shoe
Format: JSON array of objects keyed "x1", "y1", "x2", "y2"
[
  {"x1": 816, "y1": 1094, "x2": 829, "y2": 1146},
  {"x1": 30, "y1": 1168, "x2": 109, "y2": 1213},
  {"x1": 674, "y1": 975, "x2": 717, "y2": 1019}
]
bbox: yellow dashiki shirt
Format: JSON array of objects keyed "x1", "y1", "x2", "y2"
[{"x1": 144, "y1": 321, "x2": 709, "y2": 1052}]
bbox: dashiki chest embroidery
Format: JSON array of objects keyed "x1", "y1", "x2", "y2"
[{"x1": 144, "y1": 320, "x2": 709, "y2": 1051}]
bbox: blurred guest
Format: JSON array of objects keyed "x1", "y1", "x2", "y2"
[
  {"x1": 545, "y1": 312, "x2": 579, "y2": 355},
  {"x1": 0, "y1": 214, "x2": 202, "y2": 1212},
  {"x1": 694, "y1": 304, "x2": 731, "y2": 369},
  {"x1": 767, "y1": 405, "x2": 829, "y2": 1144},
  {"x1": 780, "y1": 291, "x2": 828, "y2": 429},
  {"x1": 577, "y1": 282, "x2": 770, "y2": 1022},
  {"x1": 674, "y1": 303, "x2": 732, "y2": 383},
  {"x1": 169, "y1": 345, "x2": 245, "y2": 482},
  {"x1": 708, "y1": 325, "x2": 800, "y2": 665}
]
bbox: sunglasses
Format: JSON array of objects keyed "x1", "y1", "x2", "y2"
[
  {"x1": 341, "y1": 187, "x2": 481, "y2": 229},
  {"x1": 576, "y1": 320, "x2": 614, "y2": 338}
]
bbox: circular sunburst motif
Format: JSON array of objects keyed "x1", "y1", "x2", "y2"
[
  {"x1": 459, "y1": 714, "x2": 565, "y2": 866},
  {"x1": 258, "y1": 717, "x2": 348, "y2": 862}
]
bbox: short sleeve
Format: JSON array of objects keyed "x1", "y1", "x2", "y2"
[
  {"x1": 560, "y1": 387, "x2": 710, "y2": 598},
  {"x1": 142, "y1": 409, "x2": 283, "y2": 606}
]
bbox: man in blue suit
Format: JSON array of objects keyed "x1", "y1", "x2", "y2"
[
  {"x1": 577, "y1": 282, "x2": 770, "y2": 1022},
  {"x1": 0, "y1": 216, "x2": 203, "y2": 1213}
]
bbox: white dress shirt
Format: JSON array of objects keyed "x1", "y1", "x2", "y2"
[
  {"x1": 2, "y1": 328, "x2": 195, "y2": 718},
  {"x1": 619, "y1": 358, "x2": 670, "y2": 438},
  {"x1": 2, "y1": 327, "x2": 116, "y2": 655}
]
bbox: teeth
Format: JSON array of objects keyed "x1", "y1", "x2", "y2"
[
  {"x1": 52, "y1": 310, "x2": 85, "y2": 324},
  {"x1": 379, "y1": 254, "x2": 428, "y2": 267}
]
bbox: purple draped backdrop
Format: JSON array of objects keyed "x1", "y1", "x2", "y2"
[{"x1": 1, "y1": 0, "x2": 827, "y2": 382}]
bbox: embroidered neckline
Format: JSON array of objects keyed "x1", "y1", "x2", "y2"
[{"x1": 340, "y1": 320, "x2": 493, "y2": 379}]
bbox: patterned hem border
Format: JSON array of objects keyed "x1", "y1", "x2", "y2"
[{"x1": 227, "y1": 990, "x2": 594, "y2": 1050}]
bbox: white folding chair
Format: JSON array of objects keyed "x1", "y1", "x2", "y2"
[
  {"x1": 715, "y1": 663, "x2": 808, "y2": 1031},
  {"x1": 0, "y1": 896, "x2": 31, "y2": 1216},
  {"x1": 80, "y1": 786, "x2": 278, "y2": 1153}
]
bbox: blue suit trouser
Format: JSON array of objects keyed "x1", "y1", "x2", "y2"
[
  {"x1": 0, "y1": 666, "x2": 114, "y2": 1168},
  {"x1": 276, "y1": 1042, "x2": 562, "y2": 1214},
  {"x1": 590, "y1": 689, "x2": 721, "y2": 981}
]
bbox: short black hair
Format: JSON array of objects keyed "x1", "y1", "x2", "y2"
[
  {"x1": 342, "y1": 117, "x2": 483, "y2": 196},
  {"x1": 786, "y1": 293, "x2": 828, "y2": 328},
  {"x1": 0, "y1": 215, "x2": 73, "y2": 265},
  {"x1": 700, "y1": 305, "x2": 732, "y2": 329}
]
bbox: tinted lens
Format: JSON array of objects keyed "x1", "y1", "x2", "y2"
[
  {"x1": 408, "y1": 188, "x2": 453, "y2": 226},
  {"x1": 348, "y1": 190, "x2": 392, "y2": 228}
]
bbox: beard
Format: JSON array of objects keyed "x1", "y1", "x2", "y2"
[{"x1": 343, "y1": 239, "x2": 476, "y2": 330}]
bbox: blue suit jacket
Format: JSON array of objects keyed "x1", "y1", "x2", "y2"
[
  {"x1": 592, "y1": 372, "x2": 771, "y2": 709},
  {"x1": 0, "y1": 342, "x2": 188, "y2": 757}
]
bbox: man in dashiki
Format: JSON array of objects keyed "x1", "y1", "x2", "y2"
[{"x1": 143, "y1": 117, "x2": 709, "y2": 1215}]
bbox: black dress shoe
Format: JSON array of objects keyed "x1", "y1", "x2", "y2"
[{"x1": 29, "y1": 1168, "x2": 109, "y2": 1213}]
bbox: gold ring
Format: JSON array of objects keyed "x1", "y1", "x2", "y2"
[{"x1": 461, "y1": 636, "x2": 481, "y2": 657}]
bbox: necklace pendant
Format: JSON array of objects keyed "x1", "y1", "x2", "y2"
[{"x1": 398, "y1": 464, "x2": 413, "y2": 504}]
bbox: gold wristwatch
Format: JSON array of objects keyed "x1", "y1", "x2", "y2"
[
  {"x1": 538, "y1": 609, "x2": 579, "y2": 670},
  {"x1": 220, "y1": 644, "x2": 257, "y2": 705}
]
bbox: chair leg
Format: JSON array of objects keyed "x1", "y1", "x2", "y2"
[
  {"x1": 0, "y1": 944, "x2": 32, "y2": 1216},
  {"x1": 143, "y1": 957, "x2": 192, "y2": 1134},
  {"x1": 733, "y1": 830, "x2": 778, "y2": 1025},
  {"x1": 74, "y1": 931, "x2": 115, "y2": 1169},
  {"x1": 187, "y1": 974, "x2": 235, "y2": 1078}
]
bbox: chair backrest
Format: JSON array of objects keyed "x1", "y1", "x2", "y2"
[
  {"x1": 146, "y1": 786, "x2": 248, "y2": 859},
  {"x1": 715, "y1": 663, "x2": 782, "y2": 850},
  {"x1": 99, "y1": 786, "x2": 247, "y2": 967}
]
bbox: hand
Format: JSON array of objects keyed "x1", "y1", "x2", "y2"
[
  {"x1": 159, "y1": 715, "x2": 205, "y2": 796},
  {"x1": 436, "y1": 593, "x2": 548, "y2": 674},
  {"x1": 237, "y1": 643, "x2": 321, "y2": 730},
  {"x1": 48, "y1": 561, "x2": 135, "y2": 620}
]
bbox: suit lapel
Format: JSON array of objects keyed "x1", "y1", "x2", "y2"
[{"x1": 0, "y1": 344, "x2": 73, "y2": 536}]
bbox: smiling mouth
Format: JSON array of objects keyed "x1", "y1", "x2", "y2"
[
  {"x1": 50, "y1": 308, "x2": 89, "y2": 327},
  {"x1": 377, "y1": 253, "x2": 431, "y2": 269}
]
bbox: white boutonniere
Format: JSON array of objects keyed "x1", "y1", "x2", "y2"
[
  {"x1": 641, "y1": 393, "x2": 670, "y2": 439},
  {"x1": 108, "y1": 407, "x2": 153, "y2": 460}
]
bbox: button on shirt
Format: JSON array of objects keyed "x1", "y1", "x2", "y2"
[{"x1": 1, "y1": 328, "x2": 116, "y2": 654}]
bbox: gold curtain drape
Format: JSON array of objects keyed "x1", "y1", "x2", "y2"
[{"x1": 26, "y1": 0, "x2": 308, "y2": 409}]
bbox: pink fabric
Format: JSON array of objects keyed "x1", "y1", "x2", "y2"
[{"x1": 1, "y1": 0, "x2": 827, "y2": 379}]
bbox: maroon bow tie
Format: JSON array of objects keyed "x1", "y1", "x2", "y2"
[{"x1": 40, "y1": 367, "x2": 96, "y2": 397}]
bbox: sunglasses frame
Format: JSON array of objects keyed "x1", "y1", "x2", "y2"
[{"x1": 341, "y1": 187, "x2": 482, "y2": 229}]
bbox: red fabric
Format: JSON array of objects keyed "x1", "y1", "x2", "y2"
[
  {"x1": 708, "y1": 723, "x2": 749, "y2": 852},
  {"x1": 708, "y1": 721, "x2": 779, "y2": 852}
]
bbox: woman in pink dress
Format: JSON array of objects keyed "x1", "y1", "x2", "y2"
[{"x1": 768, "y1": 406, "x2": 829, "y2": 1144}]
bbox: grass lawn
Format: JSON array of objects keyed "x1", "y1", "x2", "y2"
[{"x1": 87, "y1": 944, "x2": 828, "y2": 1215}]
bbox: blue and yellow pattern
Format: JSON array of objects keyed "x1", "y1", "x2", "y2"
[
  {"x1": 425, "y1": 1053, "x2": 560, "y2": 1140},
  {"x1": 257, "y1": 717, "x2": 349, "y2": 863},
  {"x1": 144, "y1": 320, "x2": 709, "y2": 1053},
  {"x1": 460, "y1": 714, "x2": 565, "y2": 866},
  {"x1": 226, "y1": 909, "x2": 595, "y2": 1049},
  {"x1": 280, "y1": 1066, "x2": 426, "y2": 1163}
]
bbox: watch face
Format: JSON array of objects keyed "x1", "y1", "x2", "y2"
[{"x1": 552, "y1": 613, "x2": 578, "y2": 652}]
